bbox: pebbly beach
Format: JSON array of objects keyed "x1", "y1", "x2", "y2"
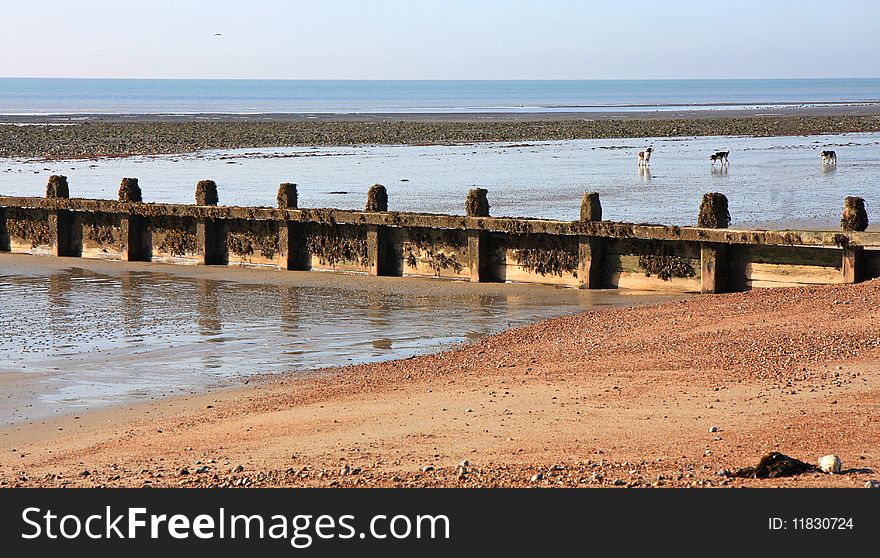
[{"x1": 3, "y1": 105, "x2": 880, "y2": 160}]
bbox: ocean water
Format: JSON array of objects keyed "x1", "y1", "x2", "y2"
[{"x1": 1, "y1": 78, "x2": 879, "y2": 115}]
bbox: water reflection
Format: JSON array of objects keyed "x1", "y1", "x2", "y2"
[{"x1": 3, "y1": 266, "x2": 659, "y2": 422}]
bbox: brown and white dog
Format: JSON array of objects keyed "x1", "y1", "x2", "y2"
[
  {"x1": 821, "y1": 150, "x2": 837, "y2": 165},
  {"x1": 710, "y1": 151, "x2": 729, "y2": 166},
  {"x1": 638, "y1": 147, "x2": 654, "y2": 168}
]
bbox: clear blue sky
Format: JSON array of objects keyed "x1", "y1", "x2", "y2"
[{"x1": 2, "y1": 0, "x2": 878, "y2": 79}]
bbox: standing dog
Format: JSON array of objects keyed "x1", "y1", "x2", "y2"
[
  {"x1": 821, "y1": 150, "x2": 837, "y2": 165},
  {"x1": 710, "y1": 151, "x2": 729, "y2": 166},
  {"x1": 638, "y1": 147, "x2": 654, "y2": 168}
]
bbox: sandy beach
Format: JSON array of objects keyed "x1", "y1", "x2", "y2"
[
  {"x1": 2, "y1": 274, "x2": 878, "y2": 488},
  {"x1": 3, "y1": 105, "x2": 880, "y2": 159}
]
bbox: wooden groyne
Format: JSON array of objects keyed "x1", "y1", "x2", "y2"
[{"x1": 1, "y1": 177, "x2": 876, "y2": 294}]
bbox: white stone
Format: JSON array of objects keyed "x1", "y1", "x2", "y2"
[{"x1": 818, "y1": 455, "x2": 842, "y2": 474}]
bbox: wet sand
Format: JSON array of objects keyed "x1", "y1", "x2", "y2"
[
  {"x1": 3, "y1": 105, "x2": 880, "y2": 159},
  {"x1": 2, "y1": 276, "x2": 878, "y2": 488}
]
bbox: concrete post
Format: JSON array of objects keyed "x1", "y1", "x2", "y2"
[
  {"x1": 120, "y1": 214, "x2": 150, "y2": 261},
  {"x1": 842, "y1": 246, "x2": 864, "y2": 284},
  {"x1": 466, "y1": 188, "x2": 492, "y2": 282},
  {"x1": 698, "y1": 193, "x2": 730, "y2": 293},
  {"x1": 195, "y1": 218, "x2": 224, "y2": 265},
  {"x1": 277, "y1": 183, "x2": 307, "y2": 270},
  {"x1": 578, "y1": 192, "x2": 604, "y2": 289},
  {"x1": 366, "y1": 225, "x2": 392, "y2": 276},
  {"x1": 193, "y1": 180, "x2": 223, "y2": 264},
  {"x1": 118, "y1": 178, "x2": 148, "y2": 261},
  {"x1": 700, "y1": 244, "x2": 727, "y2": 294},
  {"x1": 45, "y1": 175, "x2": 78, "y2": 257},
  {"x1": 364, "y1": 185, "x2": 392, "y2": 275}
]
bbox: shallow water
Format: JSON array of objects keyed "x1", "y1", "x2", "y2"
[
  {"x1": 0, "y1": 264, "x2": 670, "y2": 424},
  {"x1": 2, "y1": 133, "x2": 879, "y2": 229}
]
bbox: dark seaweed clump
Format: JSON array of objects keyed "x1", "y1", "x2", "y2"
[
  {"x1": 840, "y1": 196, "x2": 868, "y2": 232},
  {"x1": 306, "y1": 225, "x2": 368, "y2": 267},
  {"x1": 195, "y1": 180, "x2": 219, "y2": 206},
  {"x1": 697, "y1": 192, "x2": 730, "y2": 228},
  {"x1": 514, "y1": 248, "x2": 578, "y2": 277},
  {"x1": 118, "y1": 177, "x2": 142, "y2": 203},
  {"x1": 466, "y1": 188, "x2": 490, "y2": 217},
  {"x1": 227, "y1": 223, "x2": 280, "y2": 260}
]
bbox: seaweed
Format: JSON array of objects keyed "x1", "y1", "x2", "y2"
[
  {"x1": 513, "y1": 247, "x2": 579, "y2": 277},
  {"x1": 6, "y1": 217, "x2": 51, "y2": 247},
  {"x1": 637, "y1": 241, "x2": 696, "y2": 281},
  {"x1": 402, "y1": 228, "x2": 466, "y2": 276},
  {"x1": 306, "y1": 224, "x2": 368, "y2": 267},
  {"x1": 226, "y1": 222, "x2": 279, "y2": 260}
]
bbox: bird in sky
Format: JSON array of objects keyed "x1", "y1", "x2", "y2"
[{"x1": 214, "y1": 33, "x2": 223, "y2": 37}]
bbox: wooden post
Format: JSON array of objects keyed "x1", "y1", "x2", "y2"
[
  {"x1": 578, "y1": 192, "x2": 604, "y2": 289},
  {"x1": 701, "y1": 243, "x2": 727, "y2": 294},
  {"x1": 842, "y1": 246, "x2": 864, "y2": 283},
  {"x1": 197, "y1": 218, "x2": 224, "y2": 265},
  {"x1": 120, "y1": 214, "x2": 150, "y2": 261}
]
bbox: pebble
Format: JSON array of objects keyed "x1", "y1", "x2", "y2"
[
  {"x1": 709, "y1": 426, "x2": 719, "y2": 433},
  {"x1": 530, "y1": 473, "x2": 543, "y2": 483},
  {"x1": 865, "y1": 480, "x2": 880, "y2": 489},
  {"x1": 818, "y1": 455, "x2": 842, "y2": 474}
]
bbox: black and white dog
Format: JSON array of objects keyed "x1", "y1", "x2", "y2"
[
  {"x1": 709, "y1": 151, "x2": 729, "y2": 166},
  {"x1": 821, "y1": 150, "x2": 837, "y2": 165}
]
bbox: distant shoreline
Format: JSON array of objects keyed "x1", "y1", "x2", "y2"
[
  {"x1": 2, "y1": 105, "x2": 880, "y2": 159},
  {"x1": 4, "y1": 102, "x2": 880, "y2": 123}
]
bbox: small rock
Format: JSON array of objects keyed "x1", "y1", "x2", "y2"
[
  {"x1": 865, "y1": 480, "x2": 880, "y2": 489},
  {"x1": 459, "y1": 460, "x2": 470, "y2": 467},
  {"x1": 717, "y1": 469, "x2": 731, "y2": 477},
  {"x1": 78, "y1": 470, "x2": 90, "y2": 477},
  {"x1": 709, "y1": 426, "x2": 719, "y2": 433},
  {"x1": 464, "y1": 408, "x2": 473, "y2": 413},
  {"x1": 818, "y1": 455, "x2": 842, "y2": 474},
  {"x1": 233, "y1": 464, "x2": 244, "y2": 473},
  {"x1": 178, "y1": 468, "x2": 190, "y2": 476},
  {"x1": 195, "y1": 466, "x2": 210, "y2": 474},
  {"x1": 612, "y1": 479, "x2": 626, "y2": 486},
  {"x1": 530, "y1": 473, "x2": 544, "y2": 483},
  {"x1": 339, "y1": 465, "x2": 350, "y2": 476},
  {"x1": 421, "y1": 465, "x2": 435, "y2": 473}
]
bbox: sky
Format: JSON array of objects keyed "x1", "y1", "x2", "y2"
[{"x1": 1, "y1": 0, "x2": 878, "y2": 79}]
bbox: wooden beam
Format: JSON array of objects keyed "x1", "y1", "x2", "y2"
[{"x1": 49, "y1": 209, "x2": 78, "y2": 257}]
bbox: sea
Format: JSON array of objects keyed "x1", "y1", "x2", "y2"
[{"x1": 1, "y1": 78, "x2": 879, "y2": 115}]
